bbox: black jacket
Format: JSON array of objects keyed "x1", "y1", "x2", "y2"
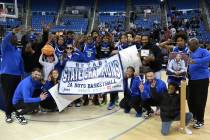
[
  {"x1": 141, "y1": 44, "x2": 163, "y2": 72},
  {"x1": 22, "y1": 31, "x2": 49, "y2": 73},
  {"x1": 96, "y1": 42, "x2": 114, "y2": 59},
  {"x1": 159, "y1": 92, "x2": 180, "y2": 122},
  {"x1": 151, "y1": 88, "x2": 180, "y2": 122}
]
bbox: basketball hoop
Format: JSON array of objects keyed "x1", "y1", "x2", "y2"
[
  {"x1": 0, "y1": 9, "x2": 7, "y2": 22},
  {"x1": 0, "y1": 0, "x2": 18, "y2": 19}
]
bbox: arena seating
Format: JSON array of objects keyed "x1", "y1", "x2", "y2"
[
  {"x1": 99, "y1": 15, "x2": 125, "y2": 31},
  {"x1": 0, "y1": 18, "x2": 21, "y2": 28},
  {"x1": 52, "y1": 17, "x2": 88, "y2": 33},
  {"x1": 98, "y1": 0, "x2": 126, "y2": 31},
  {"x1": 31, "y1": 0, "x2": 60, "y2": 32},
  {"x1": 134, "y1": 16, "x2": 161, "y2": 29},
  {"x1": 48, "y1": 0, "x2": 92, "y2": 33},
  {"x1": 31, "y1": 14, "x2": 56, "y2": 32}
]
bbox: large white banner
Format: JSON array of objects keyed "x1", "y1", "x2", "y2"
[
  {"x1": 59, "y1": 54, "x2": 124, "y2": 95},
  {"x1": 119, "y1": 45, "x2": 142, "y2": 74},
  {"x1": 49, "y1": 84, "x2": 82, "y2": 112}
]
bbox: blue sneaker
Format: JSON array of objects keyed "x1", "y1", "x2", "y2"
[
  {"x1": 124, "y1": 109, "x2": 130, "y2": 113},
  {"x1": 136, "y1": 112, "x2": 142, "y2": 118},
  {"x1": 107, "y1": 102, "x2": 115, "y2": 110}
]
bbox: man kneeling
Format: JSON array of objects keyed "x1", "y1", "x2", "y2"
[
  {"x1": 12, "y1": 68, "x2": 48, "y2": 124},
  {"x1": 160, "y1": 82, "x2": 192, "y2": 135}
]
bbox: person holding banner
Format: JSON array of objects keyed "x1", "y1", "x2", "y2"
[
  {"x1": 108, "y1": 34, "x2": 129, "y2": 110},
  {"x1": 12, "y1": 68, "x2": 48, "y2": 124},
  {"x1": 188, "y1": 38, "x2": 210, "y2": 129},
  {"x1": 62, "y1": 44, "x2": 85, "y2": 107},
  {"x1": 41, "y1": 69, "x2": 59, "y2": 111},
  {"x1": 167, "y1": 52, "x2": 188, "y2": 85},
  {"x1": 61, "y1": 44, "x2": 85, "y2": 66},
  {"x1": 96, "y1": 34, "x2": 115, "y2": 105},
  {"x1": 140, "y1": 34, "x2": 163, "y2": 79},
  {"x1": 139, "y1": 70, "x2": 167, "y2": 119},
  {"x1": 82, "y1": 35, "x2": 98, "y2": 106},
  {"x1": 0, "y1": 27, "x2": 24, "y2": 123},
  {"x1": 120, "y1": 66, "x2": 142, "y2": 117},
  {"x1": 167, "y1": 53, "x2": 187, "y2": 77},
  {"x1": 54, "y1": 36, "x2": 65, "y2": 75},
  {"x1": 159, "y1": 32, "x2": 190, "y2": 85}
]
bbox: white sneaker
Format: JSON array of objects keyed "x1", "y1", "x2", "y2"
[
  {"x1": 75, "y1": 103, "x2": 81, "y2": 107},
  {"x1": 193, "y1": 122, "x2": 204, "y2": 129},
  {"x1": 185, "y1": 127, "x2": 192, "y2": 135},
  {"x1": 154, "y1": 109, "x2": 160, "y2": 115},
  {"x1": 16, "y1": 115, "x2": 27, "y2": 125},
  {"x1": 5, "y1": 116, "x2": 13, "y2": 123}
]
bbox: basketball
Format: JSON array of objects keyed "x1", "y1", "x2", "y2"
[{"x1": 42, "y1": 44, "x2": 54, "y2": 56}]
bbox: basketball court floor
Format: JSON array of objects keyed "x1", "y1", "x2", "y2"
[{"x1": 0, "y1": 71, "x2": 209, "y2": 140}]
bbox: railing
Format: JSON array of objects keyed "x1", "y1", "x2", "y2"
[
  {"x1": 56, "y1": 0, "x2": 65, "y2": 25},
  {"x1": 89, "y1": 0, "x2": 97, "y2": 33},
  {"x1": 25, "y1": 0, "x2": 31, "y2": 28}
]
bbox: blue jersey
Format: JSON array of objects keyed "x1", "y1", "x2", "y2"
[
  {"x1": 83, "y1": 43, "x2": 96, "y2": 62},
  {"x1": 172, "y1": 46, "x2": 190, "y2": 54}
]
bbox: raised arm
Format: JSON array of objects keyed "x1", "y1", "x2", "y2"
[
  {"x1": 192, "y1": 50, "x2": 210, "y2": 64},
  {"x1": 1, "y1": 27, "x2": 20, "y2": 51},
  {"x1": 53, "y1": 52, "x2": 59, "y2": 65},
  {"x1": 38, "y1": 53, "x2": 45, "y2": 66},
  {"x1": 158, "y1": 39, "x2": 175, "y2": 50}
]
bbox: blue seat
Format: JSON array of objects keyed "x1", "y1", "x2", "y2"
[
  {"x1": 52, "y1": 17, "x2": 88, "y2": 33},
  {"x1": 31, "y1": 14, "x2": 56, "y2": 32},
  {"x1": 99, "y1": 15, "x2": 125, "y2": 31}
]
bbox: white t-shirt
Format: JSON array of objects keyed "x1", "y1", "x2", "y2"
[
  {"x1": 127, "y1": 78, "x2": 131, "y2": 89},
  {"x1": 42, "y1": 62, "x2": 56, "y2": 80},
  {"x1": 39, "y1": 54, "x2": 58, "y2": 80}
]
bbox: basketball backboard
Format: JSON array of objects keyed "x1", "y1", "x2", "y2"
[{"x1": 0, "y1": 0, "x2": 18, "y2": 19}]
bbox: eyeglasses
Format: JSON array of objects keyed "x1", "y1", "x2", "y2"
[{"x1": 66, "y1": 47, "x2": 73, "y2": 50}]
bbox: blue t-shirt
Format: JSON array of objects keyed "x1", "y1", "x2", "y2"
[{"x1": 189, "y1": 47, "x2": 210, "y2": 80}]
